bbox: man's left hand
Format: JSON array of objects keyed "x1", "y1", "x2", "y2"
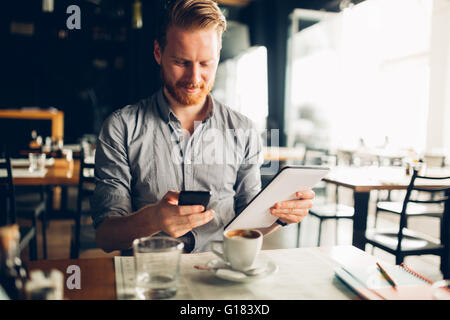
[{"x1": 270, "y1": 189, "x2": 315, "y2": 225}]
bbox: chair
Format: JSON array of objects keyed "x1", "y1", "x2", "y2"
[
  {"x1": 0, "y1": 150, "x2": 38, "y2": 260},
  {"x1": 365, "y1": 170, "x2": 450, "y2": 278},
  {"x1": 352, "y1": 152, "x2": 380, "y2": 167},
  {"x1": 298, "y1": 147, "x2": 354, "y2": 247},
  {"x1": 423, "y1": 154, "x2": 447, "y2": 202},
  {"x1": 70, "y1": 147, "x2": 97, "y2": 258},
  {"x1": 374, "y1": 156, "x2": 447, "y2": 228},
  {"x1": 302, "y1": 146, "x2": 330, "y2": 198},
  {"x1": 423, "y1": 154, "x2": 446, "y2": 168},
  {"x1": 14, "y1": 186, "x2": 48, "y2": 259}
]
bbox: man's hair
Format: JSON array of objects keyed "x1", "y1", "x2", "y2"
[{"x1": 156, "y1": 0, "x2": 227, "y2": 50}]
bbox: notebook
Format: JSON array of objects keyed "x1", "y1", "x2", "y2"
[{"x1": 335, "y1": 263, "x2": 436, "y2": 300}]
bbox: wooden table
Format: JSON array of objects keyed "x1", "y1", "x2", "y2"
[
  {"x1": 263, "y1": 147, "x2": 305, "y2": 162},
  {"x1": 12, "y1": 159, "x2": 79, "y2": 186},
  {"x1": 26, "y1": 246, "x2": 380, "y2": 300},
  {"x1": 27, "y1": 257, "x2": 116, "y2": 300},
  {"x1": 11, "y1": 158, "x2": 80, "y2": 214},
  {"x1": 323, "y1": 166, "x2": 450, "y2": 273}
]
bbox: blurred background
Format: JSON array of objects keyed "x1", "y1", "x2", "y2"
[
  {"x1": 1, "y1": 0, "x2": 449, "y2": 157},
  {"x1": 1, "y1": 0, "x2": 450, "y2": 282},
  {"x1": 0, "y1": 0, "x2": 367, "y2": 151}
]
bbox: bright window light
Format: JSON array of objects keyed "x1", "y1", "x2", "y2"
[
  {"x1": 214, "y1": 46, "x2": 269, "y2": 133},
  {"x1": 287, "y1": 0, "x2": 433, "y2": 153}
]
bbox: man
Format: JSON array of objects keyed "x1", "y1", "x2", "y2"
[{"x1": 91, "y1": 0, "x2": 315, "y2": 254}]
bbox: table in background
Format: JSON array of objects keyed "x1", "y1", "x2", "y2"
[
  {"x1": 263, "y1": 147, "x2": 305, "y2": 162},
  {"x1": 12, "y1": 159, "x2": 80, "y2": 215},
  {"x1": 337, "y1": 147, "x2": 411, "y2": 163},
  {"x1": 323, "y1": 166, "x2": 450, "y2": 274},
  {"x1": 27, "y1": 246, "x2": 380, "y2": 300},
  {"x1": 12, "y1": 159, "x2": 79, "y2": 186}
]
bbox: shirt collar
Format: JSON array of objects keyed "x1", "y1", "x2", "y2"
[
  {"x1": 156, "y1": 88, "x2": 175, "y2": 123},
  {"x1": 156, "y1": 88, "x2": 215, "y2": 124}
]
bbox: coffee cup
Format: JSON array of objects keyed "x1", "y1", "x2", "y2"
[{"x1": 210, "y1": 229, "x2": 263, "y2": 271}]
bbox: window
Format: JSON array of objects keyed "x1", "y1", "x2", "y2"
[{"x1": 286, "y1": 0, "x2": 434, "y2": 153}]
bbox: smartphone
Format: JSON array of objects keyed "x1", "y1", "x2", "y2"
[{"x1": 178, "y1": 191, "x2": 211, "y2": 209}]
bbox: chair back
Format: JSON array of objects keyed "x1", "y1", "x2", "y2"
[
  {"x1": 396, "y1": 170, "x2": 450, "y2": 251},
  {"x1": 336, "y1": 150, "x2": 354, "y2": 166},
  {"x1": 72, "y1": 145, "x2": 96, "y2": 258},
  {"x1": 423, "y1": 154, "x2": 446, "y2": 168},
  {"x1": 303, "y1": 146, "x2": 340, "y2": 201},
  {"x1": 0, "y1": 148, "x2": 16, "y2": 225},
  {"x1": 77, "y1": 147, "x2": 96, "y2": 210},
  {"x1": 303, "y1": 146, "x2": 331, "y2": 166}
]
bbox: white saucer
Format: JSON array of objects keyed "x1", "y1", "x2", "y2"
[{"x1": 206, "y1": 257, "x2": 278, "y2": 283}]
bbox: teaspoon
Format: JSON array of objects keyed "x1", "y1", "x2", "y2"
[{"x1": 194, "y1": 264, "x2": 266, "y2": 276}]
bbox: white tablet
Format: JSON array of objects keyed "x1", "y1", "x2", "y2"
[{"x1": 225, "y1": 166, "x2": 330, "y2": 231}]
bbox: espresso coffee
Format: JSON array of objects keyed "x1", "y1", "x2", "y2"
[
  {"x1": 211, "y1": 228, "x2": 263, "y2": 271},
  {"x1": 226, "y1": 229, "x2": 260, "y2": 239}
]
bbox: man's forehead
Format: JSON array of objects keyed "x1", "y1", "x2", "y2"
[
  {"x1": 165, "y1": 25, "x2": 221, "y2": 51},
  {"x1": 167, "y1": 24, "x2": 221, "y2": 37}
]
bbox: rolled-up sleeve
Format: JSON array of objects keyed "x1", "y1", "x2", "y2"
[
  {"x1": 90, "y1": 111, "x2": 133, "y2": 229},
  {"x1": 233, "y1": 123, "x2": 263, "y2": 215}
]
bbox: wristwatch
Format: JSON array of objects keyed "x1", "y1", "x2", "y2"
[{"x1": 276, "y1": 219, "x2": 287, "y2": 227}]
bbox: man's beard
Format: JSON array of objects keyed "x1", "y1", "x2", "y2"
[{"x1": 161, "y1": 67, "x2": 214, "y2": 106}]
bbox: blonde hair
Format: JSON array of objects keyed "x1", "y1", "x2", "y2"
[{"x1": 157, "y1": 0, "x2": 227, "y2": 49}]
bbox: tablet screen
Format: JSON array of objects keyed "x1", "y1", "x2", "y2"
[{"x1": 225, "y1": 166, "x2": 329, "y2": 231}]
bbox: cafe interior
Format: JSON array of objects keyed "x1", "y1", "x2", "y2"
[{"x1": 1, "y1": 0, "x2": 450, "y2": 301}]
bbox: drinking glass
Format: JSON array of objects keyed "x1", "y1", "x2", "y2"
[
  {"x1": 133, "y1": 236, "x2": 184, "y2": 300},
  {"x1": 28, "y1": 153, "x2": 46, "y2": 172}
]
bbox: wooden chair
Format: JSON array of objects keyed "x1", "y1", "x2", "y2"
[
  {"x1": 365, "y1": 170, "x2": 450, "y2": 278},
  {"x1": 0, "y1": 150, "x2": 38, "y2": 260},
  {"x1": 70, "y1": 148, "x2": 97, "y2": 258},
  {"x1": 298, "y1": 147, "x2": 354, "y2": 247},
  {"x1": 14, "y1": 186, "x2": 48, "y2": 259}
]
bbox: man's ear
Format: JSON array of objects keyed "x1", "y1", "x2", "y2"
[{"x1": 154, "y1": 40, "x2": 162, "y2": 65}]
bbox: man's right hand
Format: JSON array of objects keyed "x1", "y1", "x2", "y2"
[{"x1": 154, "y1": 190, "x2": 215, "y2": 238}]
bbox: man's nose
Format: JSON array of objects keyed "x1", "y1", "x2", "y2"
[{"x1": 186, "y1": 64, "x2": 201, "y2": 85}]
